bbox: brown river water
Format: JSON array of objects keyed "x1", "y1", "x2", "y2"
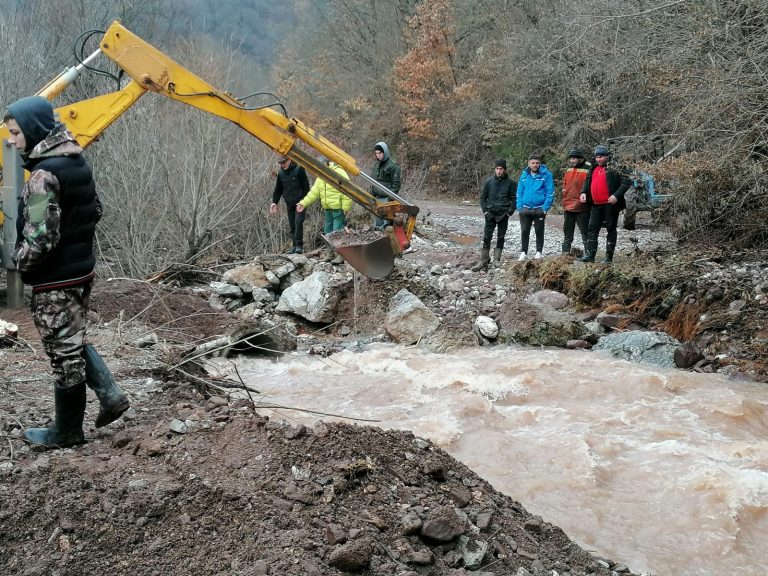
[{"x1": 211, "y1": 345, "x2": 768, "y2": 576}]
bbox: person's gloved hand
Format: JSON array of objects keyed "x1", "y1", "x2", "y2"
[{"x1": 484, "y1": 212, "x2": 494, "y2": 222}]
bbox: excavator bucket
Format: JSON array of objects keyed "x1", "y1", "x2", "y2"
[{"x1": 323, "y1": 232, "x2": 396, "y2": 279}]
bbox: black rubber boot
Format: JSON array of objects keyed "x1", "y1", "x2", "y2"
[
  {"x1": 561, "y1": 242, "x2": 571, "y2": 255},
  {"x1": 471, "y1": 248, "x2": 491, "y2": 271},
  {"x1": 579, "y1": 240, "x2": 597, "y2": 262},
  {"x1": 492, "y1": 248, "x2": 503, "y2": 265},
  {"x1": 603, "y1": 243, "x2": 615, "y2": 264},
  {"x1": 83, "y1": 344, "x2": 130, "y2": 428},
  {"x1": 24, "y1": 382, "x2": 87, "y2": 448}
]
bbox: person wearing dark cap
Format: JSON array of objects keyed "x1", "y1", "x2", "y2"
[
  {"x1": 473, "y1": 158, "x2": 516, "y2": 270},
  {"x1": 516, "y1": 153, "x2": 555, "y2": 260},
  {"x1": 370, "y1": 141, "x2": 402, "y2": 230},
  {"x1": 5, "y1": 96, "x2": 129, "y2": 448},
  {"x1": 270, "y1": 156, "x2": 310, "y2": 253},
  {"x1": 561, "y1": 148, "x2": 591, "y2": 255},
  {"x1": 578, "y1": 144, "x2": 631, "y2": 263}
]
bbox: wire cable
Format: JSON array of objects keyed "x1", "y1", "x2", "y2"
[
  {"x1": 168, "y1": 84, "x2": 288, "y2": 116},
  {"x1": 73, "y1": 29, "x2": 121, "y2": 89}
]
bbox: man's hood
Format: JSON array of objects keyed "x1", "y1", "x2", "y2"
[
  {"x1": 29, "y1": 128, "x2": 82, "y2": 161},
  {"x1": 6, "y1": 96, "x2": 57, "y2": 152},
  {"x1": 375, "y1": 141, "x2": 390, "y2": 161}
]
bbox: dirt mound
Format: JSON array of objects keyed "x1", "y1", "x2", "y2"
[
  {"x1": 91, "y1": 280, "x2": 237, "y2": 343},
  {"x1": 0, "y1": 391, "x2": 629, "y2": 575}
]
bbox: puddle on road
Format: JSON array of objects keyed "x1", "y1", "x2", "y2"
[{"x1": 447, "y1": 233, "x2": 477, "y2": 245}]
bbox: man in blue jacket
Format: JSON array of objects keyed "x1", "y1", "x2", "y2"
[{"x1": 516, "y1": 153, "x2": 554, "y2": 261}]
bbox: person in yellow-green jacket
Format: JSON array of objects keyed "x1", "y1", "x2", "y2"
[{"x1": 297, "y1": 160, "x2": 352, "y2": 233}]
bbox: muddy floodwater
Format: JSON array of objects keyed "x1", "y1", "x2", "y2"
[{"x1": 210, "y1": 345, "x2": 768, "y2": 576}]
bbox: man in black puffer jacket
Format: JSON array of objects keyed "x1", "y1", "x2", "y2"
[
  {"x1": 473, "y1": 159, "x2": 516, "y2": 270},
  {"x1": 5, "y1": 96, "x2": 129, "y2": 448}
]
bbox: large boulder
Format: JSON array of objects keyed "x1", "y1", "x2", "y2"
[
  {"x1": 593, "y1": 330, "x2": 680, "y2": 367},
  {"x1": 499, "y1": 305, "x2": 584, "y2": 347},
  {"x1": 524, "y1": 289, "x2": 570, "y2": 310},
  {"x1": 222, "y1": 263, "x2": 271, "y2": 294},
  {"x1": 276, "y1": 270, "x2": 351, "y2": 323},
  {"x1": 474, "y1": 316, "x2": 499, "y2": 339},
  {"x1": 384, "y1": 289, "x2": 440, "y2": 344}
]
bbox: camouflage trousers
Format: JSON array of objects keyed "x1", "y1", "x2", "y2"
[{"x1": 31, "y1": 282, "x2": 91, "y2": 389}]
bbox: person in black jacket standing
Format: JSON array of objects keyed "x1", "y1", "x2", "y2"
[
  {"x1": 578, "y1": 145, "x2": 631, "y2": 263},
  {"x1": 270, "y1": 156, "x2": 310, "y2": 253},
  {"x1": 5, "y1": 96, "x2": 129, "y2": 448},
  {"x1": 473, "y1": 159, "x2": 516, "y2": 270}
]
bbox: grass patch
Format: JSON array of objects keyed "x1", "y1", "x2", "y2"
[
  {"x1": 568, "y1": 265, "x2": 630, "y2": 306},
  {"x1": 538, "y1": 258, "x2": 572, "y2": 292}
]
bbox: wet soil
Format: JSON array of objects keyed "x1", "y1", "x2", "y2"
[
  {"x1": 2, "y1": 198, "x2": 765, "y2": 575},
  {"x1": 326, "y1": 229, "x2": 386, "y2": 248},
  {"x1": 0, "y1": 275, "x2": 636, "y2": 576}
]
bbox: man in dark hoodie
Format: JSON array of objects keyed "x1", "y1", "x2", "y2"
[
  {"x1": 472, "y1": 158, "x2": 516, "y2": 270},
  {"x1": 270, "y1": 156, "x2": 310, "y2": 253},
  {"x1": 5, "y1": 96, "x2": 129, "y2": 448},
  {"x1": 370, "y1": 141, "x2": 402, "y2": 230}
]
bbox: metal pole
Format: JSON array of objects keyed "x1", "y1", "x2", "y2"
[{"x1": 2, "y1": 139, "x2": 24, "y2": 308}]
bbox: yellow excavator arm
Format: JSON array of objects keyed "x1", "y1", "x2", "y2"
[{"x1": 1, "y1": 21, "x2": 418, "y2": 279}]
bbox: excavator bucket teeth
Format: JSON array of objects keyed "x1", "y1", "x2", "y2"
[{"x1": 323, "y1": 233, "x2": 396, "y2": 279}]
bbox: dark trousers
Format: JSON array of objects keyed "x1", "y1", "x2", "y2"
[
  {"x1": 519, "y1": 212, "x2": 546, "y2": 253},
  {"x1": 286, "y1": 202, "x2": 306, "y2": 248},
  {"x1": 563, "y1": 210, "x2": 589, "y2": 248},
  {"x1": 586, "y1": 204, "x2": 619, "y2": 253},
  {"x1": 482, "y1": 214, "x2": 509, "y2": 250}
]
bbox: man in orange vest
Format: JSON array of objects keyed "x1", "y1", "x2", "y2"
[{"x1": 560, "y1": 148, "x2": 590, "y2": 255}]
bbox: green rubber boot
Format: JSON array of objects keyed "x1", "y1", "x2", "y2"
[
  {"x1": 84, "y1": 344, "x2": 130, "y2": 427},
  {"x1": 24, "y1": 383, "x2": 86, "y2": 448}
]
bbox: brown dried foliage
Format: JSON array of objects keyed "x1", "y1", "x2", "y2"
[{"x1": 655, "y1": 301, "x2": 703, "y2": 343}]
